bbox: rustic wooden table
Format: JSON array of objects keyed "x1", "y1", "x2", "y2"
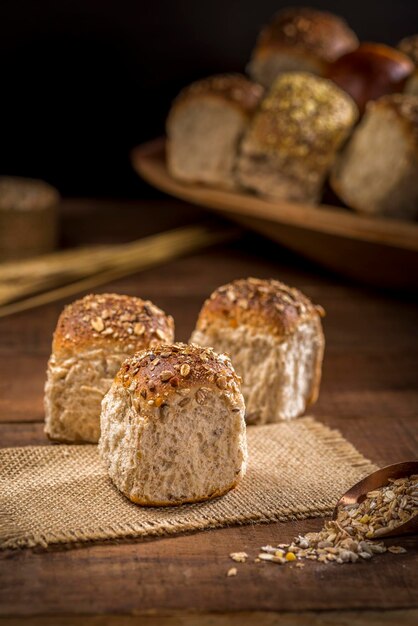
[{"x1": 1, "y1": 199, "x2": 417, "y2": 626}]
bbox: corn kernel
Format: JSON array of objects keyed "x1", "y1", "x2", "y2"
[{"x1": 286, "y1": 552, "x2": 296, "y2": 561}]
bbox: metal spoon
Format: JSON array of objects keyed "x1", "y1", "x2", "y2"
[{"x1": 332, "y1": 460, "x2": 418, "y2": 538}]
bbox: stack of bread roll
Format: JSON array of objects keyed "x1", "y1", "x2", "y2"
[
  {"x1": 166, "y1": 7, "x2": 418, "y2": 221},
  {"x1": 44, "y1": 277, "x2": 325, "y2": 506}
]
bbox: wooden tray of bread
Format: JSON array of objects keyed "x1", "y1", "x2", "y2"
[
  {"x1": 132, "y1": 7, "x2": 418, "y2": 289},
  {"x1": 132, "y1": 138, "x2": 418, "y2": 289}
]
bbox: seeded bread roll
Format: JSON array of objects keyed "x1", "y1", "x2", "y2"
[
  {"x1": 398, "y1": 35, "x2": 418, "y2": 95},
  {"x1": 236, "y1": 72, "x2": 358, "y2": 203},
  {"x1": 248, "y1": 7, "x2": 358, "y2": 88},
  {"x1": 99, "y1": 342, "x2": 247, "y2": 506},
  {"x1": 44, "y1": 293, "x2": 174, "y2": 443},
  {"x1": 166, "y1": 74, "x2": 264, "y2": 189},
  {"x1": 331, "y1": 94, "x2": 418, "y2": 220},
  {"x1": 190, "y1": 278, "x2": 325, "y2": 425}
]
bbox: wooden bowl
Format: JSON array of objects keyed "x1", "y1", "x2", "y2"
[{"x1": 131, "y1": 138, "x2": 418, "y2": 290}]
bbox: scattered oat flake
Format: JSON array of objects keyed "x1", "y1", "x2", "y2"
[
  {"x1": 230, "y1": 552, "x2": 248, "y2": 563},
  {"x1": 227, "y1": 567, "x2": 237, "y2": 577},
  {"x1": 91, "y1": 317, "x2": 104, "y2": 332},
  {"x1": 388, "y1": 546, "x2": 407, "y2": 554},
  {"x1": 255, "y1": 474, "x2": 417, "y2": 568}
]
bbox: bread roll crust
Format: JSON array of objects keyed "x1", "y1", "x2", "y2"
[
  {"x1": 253, "y1": 7, "x2": 359, "y2": 64},
  {"x1": 167, "y1": 74, "x2": 264, "y2": 121},
  {"x1": 53, "y1": 293, "x2": 174, "y2": 357},
  {"x1": 128, "y1": 481, "x2": 240, "y2": 507},
  {"x1": 194, "y1": 277, "x2": 325, "y2": 340},
  {"x1": 116, "y1": 342, "x2": 243, "y2": 411},
  {"x1": 245, "y1": 73, "x2": 358, "y2": 164}
]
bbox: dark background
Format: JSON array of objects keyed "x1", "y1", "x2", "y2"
[{"x1": 1, "y1": 0, "x2": 417, "y2": 197}]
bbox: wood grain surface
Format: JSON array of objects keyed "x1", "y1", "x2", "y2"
[{"x1": 0, "y1": 199, "x2": 417, "y2": 625}]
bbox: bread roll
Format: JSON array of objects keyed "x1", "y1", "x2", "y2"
[
  {"x1": 166, "y1": 74, "x2": 263, "y2": 189},
  {"x1": 44, "y1": 293, "x2": 174, "y2": 443},
  {"x1": 248, "y1": 7, "x2": 358, "y2": 88},
  {"x1": 236, "y1": 72, "x2": 358, "y2": 203},
  {"x1": 331, "y1": 94, "x2": 418, "y2": 220},
  {"x1": 398, "y1": 35, "x2": 418, "y2": 96},
  {"x1": 325, "y1": 43, "x2": 414, "y2": 113},
  {"x1": 99, "y1": 342, "x2": 247, "y2": 506},
  {"x1": 190, "y1": 278, "x2": 325, "y2": 425}
]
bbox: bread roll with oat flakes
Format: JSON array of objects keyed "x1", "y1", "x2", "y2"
[
  {"x1": 236, "y1": 72, "x2": 358, "y2": 203},
  {"x1": 248, "y1": 7, "x2": 359, "y2": 88},
  {"x1": 44, "y1": 293, "x2": 174, "y2": 443},
  {"x1": 190, "y1": 278, "x2": 325, "y2": 425},
  {"x1": 99, "y1": 342, "x2": 247, "y2": 506},
  {"x1": 166, "y1": 74, "x2": 263, "y2": 189}
]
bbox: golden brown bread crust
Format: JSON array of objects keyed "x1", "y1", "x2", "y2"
[
  {"x1": 128, "y1": 478, "x2": 240, "y2": 507},
  {"x1": 253, "y1": 7, "x2": 358, "y2": 63},
  {"x1": 0, "y1": 176, "x2": 59, "y2": 211},
  {"x1": 53, "y1": 293, "x2": 174, "y2": 356},
  {"x1": 116, "y1": 342, "x2": 242, "y2": 409},
  {"x1": 398, "y1": 35, "x2": 418, "y2": 66},
  {"x1": 194, "y1": 277, "x2": 325, "y2": 339},
  {"x1": 168, "y1": 74, "x2": 264, "y2": 120}
]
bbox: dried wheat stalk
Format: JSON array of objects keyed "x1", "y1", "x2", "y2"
[{"x1": 0, "y1": 224, "x2": 237, "y2": 317}]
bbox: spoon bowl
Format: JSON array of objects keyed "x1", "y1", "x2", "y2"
[{"x1": 332, "y1": 460, "x2": 418, "y2": 538}]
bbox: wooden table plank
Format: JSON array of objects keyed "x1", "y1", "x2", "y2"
[
  {"x1": 1, "y1": 610, "x2": 418, "y2": 626},
  {"x1": 0, "y1": 199, "x2": 417, "y2": 622}
]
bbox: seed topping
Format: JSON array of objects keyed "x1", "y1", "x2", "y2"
[
  {"x1": 91, "y1": 317, "x2": 104, "y2": 332},
  {"x1": 180, "y1": 363, "x2": 191, "y2": 377}
]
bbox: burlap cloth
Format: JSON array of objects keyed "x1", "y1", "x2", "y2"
[{"x1": 0, "y1": 417, "x2": 376, "y2": 550}]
